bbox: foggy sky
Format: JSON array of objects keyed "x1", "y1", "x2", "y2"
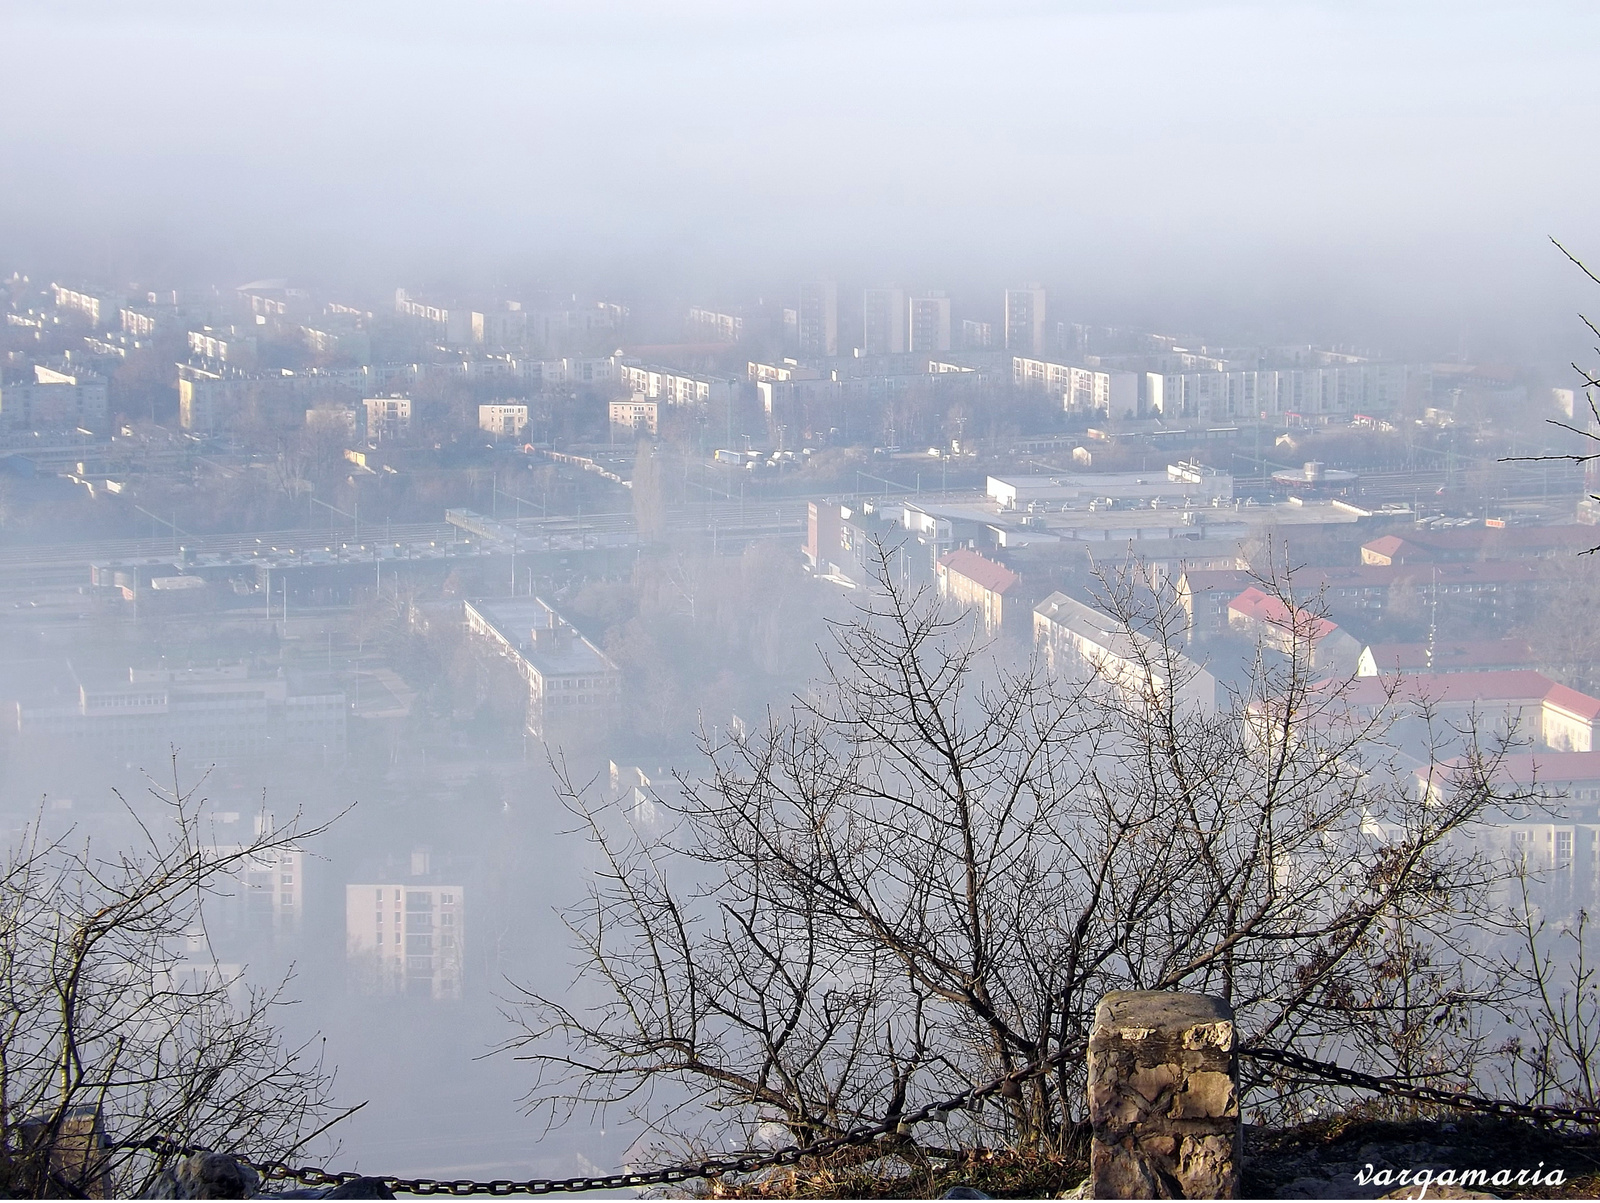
[{"x1": 4, "y1": 1, "x2": 1599, "y2": 356}]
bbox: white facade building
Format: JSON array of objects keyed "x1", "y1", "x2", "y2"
[
  {"x1": 346, "y1": 881, "x2": 463, "y2": 999},
  {"x1": 1, "y1": 364, "x2": 109, "y2": 431},
  {"x1": 1011, "y1": 358, "x2": 1139, "y2": 416},
  {"x1": 479, "y1": 403, "x2": 529, "y2": 438},
  {"x1": 619, "y1": 364, "x2": 736, "y2": 407}
]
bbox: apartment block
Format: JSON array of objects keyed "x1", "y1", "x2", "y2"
[
  {"x1": 346, "y1": 881, "x2": 463, "y2": 1000},
  {"x1": 15, "y1": 664, "x2": 347, "y2": 763},
  {"x1": 465, "y1": 598, "x2": 622, "y2": 740},
  {"x1": 1004, "y1": 286, "x2": 1046, "y2": 356},
  {"x1": 797, "y1": 282, "x2": 838, "y2": 357},
  {"x1": 363, "y1": 395, "x2": 412, "y2": 439},
  {"x1": 907, "y1": 295, "x2": 952, "y2": 353},
  {"x1": 609, "y1": 397, "x2": 659, "y2": 435},
  {"x1": 861, "y1": 288, "x2": 906, "y2": 355},
  {"x1": 618, "y1": 364, "x2": 736, "y2": 407},
  {"x1": 479, "y1": 403, "x2": 529, "y2": 439},
  {"x1": 0, "y1": 364, "x2": 109, "y2": 431}
]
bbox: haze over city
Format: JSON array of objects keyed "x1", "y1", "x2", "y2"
[{"x1": 5, "y1": 2, "x2": 1600, "y2": 1199}]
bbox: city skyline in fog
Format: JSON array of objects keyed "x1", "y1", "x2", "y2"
[{"x1": 3, "y1": 1, "x2": 1599, "y2": 359}]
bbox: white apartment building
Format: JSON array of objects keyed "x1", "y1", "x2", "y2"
[
  {"x1": 15, "y1": 665, "x2": 347, "y2": 763},
  {"x1": 618, "y1": 364, "x2": 736, "y2": 407},
  {"x1": 688, "y1": 307, "x2": 743, "y2": 342},
  {"x1": 120, "y1": 307, "x2": 159, "y2": 337},
  {"x1": 52, "y1": 284, "x2": 109, "y2": 325},
  {"x1": 346, "y1": 881, "x2": 463, "y2": 1000},
  {"x1": 1146, "y1": 364, "x2": 1410, "y2": 421},
  {"x1": 363, "y1": 395, "x2": 412, "y2": 438},
  {"x1": 213, "y1": 835, "x2": 304, "y2": 934},
  {"x1": 479, "y1": 403, "x2": 529, "y2": 439},
  {"x1": 187, "y1": 327, "x2": 253, "y2": 363},
  {"x1": 1011, "y1": 357, "x2": 1139, "y2": 415},
  {"x1": 0, "y1": 364, "x2": 110, "y2": 431},
  {"x1": 1004, "y1": 287, "x2": 1046, "y2": 356},
  {"x1": 177, "y1": 363, "x2": 252, "y2": 432},
  {"x1": 907, "y1": 295, "x2": 952, "y2": 353},
  {"x1": 465, "y1": 597, "x2": 622, "y2": 740},
  {"x1": 1033, "y1": 592, "x2": 1217, "y2": 713},
  {"x1": 609, "y1": 396, "x2": 658, "y2": 435},
  {"x1": 862, "y1": 288, "x2": 906, "y2": 355}
]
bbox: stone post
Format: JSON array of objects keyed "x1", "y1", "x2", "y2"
[
  {"x1": 1087, "y1": 990, "x2": 1239, "y2": 1199},
  {"x1": 19, "y1": 1105, "x2": 112, "y2": 1198}
]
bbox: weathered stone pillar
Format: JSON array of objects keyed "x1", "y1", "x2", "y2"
[
  {"x1": 1087, "y1": 990, "x2": 1239, "y2": 1199},
  {"x1": 19, "y1": 1105, "x2": 112, "y2": 1198}
]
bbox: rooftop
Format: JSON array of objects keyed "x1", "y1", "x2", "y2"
[{"x1": 937, "y1": 548, "x2": 1020, "y2": 595}]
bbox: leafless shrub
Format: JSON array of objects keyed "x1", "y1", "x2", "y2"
[
  {"x1": 507, "y1": 547, "x2": 1522, "y2": 1155},
  {"x1": 0, "y1": 759, "x2": 351, "y2": 1196}
]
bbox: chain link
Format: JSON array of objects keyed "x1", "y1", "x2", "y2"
[
  {"x1": 120, "y1": 1040, "x2": 1085, "y2": 1195},
  {"x1": 1241, "y1": 1046, "x2": 1600, "y2": 1125},
  {"x1": 116, "y1": 1040, "x2": 1600, "y2": 1195}
]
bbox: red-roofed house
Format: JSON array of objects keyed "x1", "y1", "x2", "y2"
[
  {"x1": 1361, "y1": 535, "x2": 1427, "y2": 566},
  {"x1": 1416, "y1": 751, "x2": 1600, "y2": 811},
  {"x1": 936, "y1": 548, "x2": 1023, "y2": 634},
  {"x1": 1227, "y1": 586, "x2": 1362, "y2": 672},
  {"x1": 1357, "y1": 638, "x2": 1535, "y2": 677},
  {"x1": 1334, "y1": 670, "x2": 1600, "y2": 752}
]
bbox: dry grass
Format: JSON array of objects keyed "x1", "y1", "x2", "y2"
[{"x1": 684, "y1": 1147, "x2": 1089, "y2": 1200}]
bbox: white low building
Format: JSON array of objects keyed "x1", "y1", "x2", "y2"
[{"x1": 1033, "y1": 591, "x2": 1216, "y2": 713}]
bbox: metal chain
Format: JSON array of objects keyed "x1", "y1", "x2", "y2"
[
  {"x1": 123, "y1": 1040, "x2": 1087, "y2": 1196},
  {"x1": 1242, "y1": 1045, "x2": 1600, "y2": 1126},
  {"x1": 116, "y1": 1040, "x2": 1600, "y2": 1196}
]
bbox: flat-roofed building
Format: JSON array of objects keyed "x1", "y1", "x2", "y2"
[
  {"x1": 177, "y1": 362, "x2": 252, "y2": 432},
  {"x1": 479, "y1": 402, "x2": 528, "y2": 438},
  {"x1": 798, "y1": 282, "x2": 838, "y2": 357},
  {"x1": 0, "y1": 364, "x2": 109, "y2": 431},
  {"x1": 211, "y1": 831, "x2": 304, "y2": 936},
  {"x1": 51, "y1": 284, "x2": 110, "y2": 325},
  {"x1": 346, "y1": 881, "x2": 463, "y2": 999},
  {"x1": 862, "y1": 288, "x2": 906, "y2": 355},
  {"x1": 619, "y1": 364, "x2": 737, "y2": 407},
  {"x1": 988, "y1": 465, "x2": 1233, "y2": 511},
  {"x1": 363, "y1": 395, "x2": 411, "y2": 439},
  {"x1": 1033, "y1": 591, "x2": 1216, "y2": 713},
  {"x1": 1004, "y1": 286, "x2": 1046, "y2": 356},
  {"x1": 14, "y1": 664, "x2": 346, "y2": 763},
  {"x1": 907, "y1": 295, "x2": 951, "y2": 353},
  {"x1": 1011, "y1": 357, "x2": 1139, "y2": 416},
  {"x1": 609, "y1": 396, "x2": 658, "y2": 435},
  {"x1": 464, "y1": 597, "x2": 621, "y2": 740}
]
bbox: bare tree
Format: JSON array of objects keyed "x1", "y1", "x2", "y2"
[
  {"x1": 0, "y1": 762, "x2": 351, "y2": 1196},
  {"x1": 506, "y1": 550, "x2": 1519, "y2": 1158}
]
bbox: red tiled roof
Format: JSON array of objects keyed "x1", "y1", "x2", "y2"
[
  {"x1": 1363, "y1": 639, "x2": 1534, "y2": 672},
  {"x1": 1363, "y1": 535, "x2": 1412, "y2": 557},
  {"x1": 1421, "y1": 751, "x2": 1600, "y2": 788},
  {"x1": 936, "y1": 548, "x2": 1020, "y2": 595},
  {"x1": 1336, "y1": 670, "x2": 1557, "y2": 709},
  {"x1": 1227, "y1": 586, "x2": 1338, "y2": 640},
  {"x1": 1545, "y1": 683, "x2": 1600, "y2": 722},
  {"x1": 1407, "y1": 524, "x2": 1596, "y2": 555}
]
